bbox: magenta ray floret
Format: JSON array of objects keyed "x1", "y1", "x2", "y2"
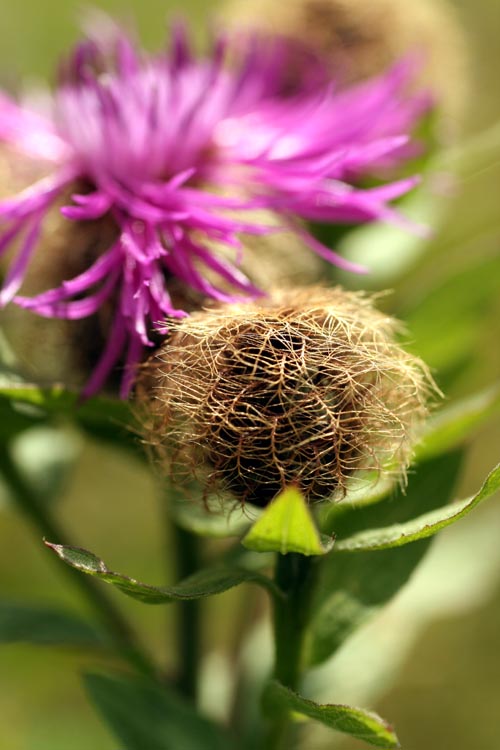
[{"x1": 0, "y1": 24, "x2": 428, "y2": 396}]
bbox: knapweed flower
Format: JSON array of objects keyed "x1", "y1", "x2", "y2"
[
  {"x1": 143, "y1": 287, "x2": 434, "y2": 507},
  {"x1": 0, "y1": 22, "x2": 428, "y2": 396}
]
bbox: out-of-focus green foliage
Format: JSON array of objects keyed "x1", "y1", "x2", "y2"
[
  {"x1": 85, "y1": 672, "x2": 232, "y2": 750},
  {"x1": 0, "y1": 600, "x2": 106, "y2": 647},
  {"x1": 309, "y1": 452, "x2": 463, "y2": 667},
  {"x1": 0, "y1": 380, "x2": 142, "y2": 458}
]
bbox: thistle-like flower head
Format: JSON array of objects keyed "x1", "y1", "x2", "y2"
[
  {"x1": 0, "y1": 22, "x2": 428, "y2": 396},
  {"x1": 144, "y1": 287, "x2": 434, "y2": 506}
]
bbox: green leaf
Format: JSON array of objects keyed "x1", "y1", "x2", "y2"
[
  {"x1": 401, "y1": 254, "x2": 500, "y2": 375},
  {"x1": 416, "y1": 384, "x2": 500, "y2": 461},
  {"x1": 335, "y1": 461, "x2": 500, "y2": 552},
  {"x1": 45, "y1": 542, "x2": 280, "y2": 602},
  {"x1": 85, "y1": 672, "x2": 232, "y2": 750},
  {"x1": 309, "y1": 452, "x2": 463, "y2": 665},
  {"x1": 263, "y1": 680, "x2": 399, "y2": 749},
  {"x1": 0, "y1": 600, "x2": 106, "y2": 647},
  {"x1": 0, "y1": 390, "x2": 44, "y2": 441},
  {"x1": 242, "y1": 487, "x2": 334, "y2": 556},
  {"x1": 0, "y1": 381, "x2": 143, "y2": 458}
]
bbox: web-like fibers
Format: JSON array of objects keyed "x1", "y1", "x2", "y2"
[{"x1": 143, "y1": 287, "x2": 434, "y2": 507}]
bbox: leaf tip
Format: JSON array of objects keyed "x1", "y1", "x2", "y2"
[{"x1": 44, "y1": 539, "x2": 62, "y2": 554}]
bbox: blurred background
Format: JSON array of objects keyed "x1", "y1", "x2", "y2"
[{"x1": 0, "y1": 0, "x2": 499, "y2": 748}]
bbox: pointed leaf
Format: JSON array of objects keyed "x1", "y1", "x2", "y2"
[
  {"x1": 263, "y1": 680, "x2": 399, "y2": 749},
  {"x1": 335, "y1": 462, "x2": 500, "y2": 552},
  {"x1": 85, "y1": 672, "x2": 232, "y2": 750},
  {"x1": 45, "y1": 542, "x2": 280, "y2": 602},
  {"x1": 242, "y1": 487, "x2": 334, "y2": 556},
  {"x1": 0, "y1": 600, "x2": 106, "y2": 647}
]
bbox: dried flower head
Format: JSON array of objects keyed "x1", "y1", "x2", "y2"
[
  {"x1": 144, "y1": 287, "x2": 434, "y2": 507},
  {"x1": 0, "y1": 20, "x2": 428, "y2": 397},
  {"x1": 223, "y1": 0, "x2": 468, "y2": 137}
]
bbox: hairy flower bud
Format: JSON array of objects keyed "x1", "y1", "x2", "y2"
[{"x1": 142, "y1": 287, "x2": 435, "y2": 507}]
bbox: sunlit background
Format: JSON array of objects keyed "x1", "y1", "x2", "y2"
[{"x1": 0, "y1": 1, "x2": 499, "y2": 748}]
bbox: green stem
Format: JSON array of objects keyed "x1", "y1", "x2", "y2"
[
  {"x1": 264, "y1": 553, "x2": 318, "y2": 750},
  {"x1": 0, "y1": 445, "x2": 157, "y2": 678},
  {"x1": 171, "y1": 520, "x2": 201, "y2": 703}
]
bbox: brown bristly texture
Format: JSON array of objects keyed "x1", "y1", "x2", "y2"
[{"x1": 142, "y1": 287, "x2": 436, "y2": 507}]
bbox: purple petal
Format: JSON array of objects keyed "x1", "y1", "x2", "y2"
[
  {"x1": 0, "y1": 167, "x2": 77, "y2": 220},
  {"x1": 80, "y1": 309, "x2": 128, "y2": 399},
  {"x1": 15, "y1": 242, "x2": 120, "y2": 305},
  {"x1": 292, "y1": 221, "x2": 369, "y2": 274},
  {"x1": 61, "y1": 190, "x2": 112, "y2": 220},
  {"x1": 120, "y1": 333, "x2": 144, "y2": 398},
  {"x1": 0, "y1": 213, "x2": 44, "y2": 306},
  {"x1": 0, "y1": 218, "x2": 26, "y2": 258},
  {"x1": 15, "y1": 267, "x2": 120, "y2": 319},
  {"x1": 0, "y1": 92, "x2": 68, "y2": 161}
]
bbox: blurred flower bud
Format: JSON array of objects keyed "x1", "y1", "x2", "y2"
[{"x1": 222, "y1": 0, "x2": 469, "y2": 140}]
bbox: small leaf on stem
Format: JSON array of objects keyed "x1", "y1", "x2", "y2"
[
  {"x1": 45, "y1": 541, "x2": 281, "y2": 602},
  {"x1": 242, "y1": 487, "x2": 334, "y2": 556},
  {"x1": 335, "y1": 461, "x2": 500, "y2": 552},
  {"x1": 263, "y1": 680, "x2": 400, "y2": 749}
]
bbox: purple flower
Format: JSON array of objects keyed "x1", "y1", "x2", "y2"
[{"x1": 0, "y1": 23, "x2": 428, "y2": 397}]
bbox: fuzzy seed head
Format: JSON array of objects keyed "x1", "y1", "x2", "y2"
[{"x1": 143, "y1": 287, "x2": 435, "y2": 507}]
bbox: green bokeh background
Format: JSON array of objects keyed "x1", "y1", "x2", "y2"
[{"x1": 0, "y1": 1, "x2": 499, "y2": 749}]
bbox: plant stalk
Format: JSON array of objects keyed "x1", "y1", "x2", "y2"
[
  {"x1": 170, "y1": 514, "x2": 202, "y2": 703},
  {"x1": 0, "y1": 445, "x2": 157, "y2": 678},
  {"x1": 264, "y1": 552, "x2": 318, "y2": 750}
]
